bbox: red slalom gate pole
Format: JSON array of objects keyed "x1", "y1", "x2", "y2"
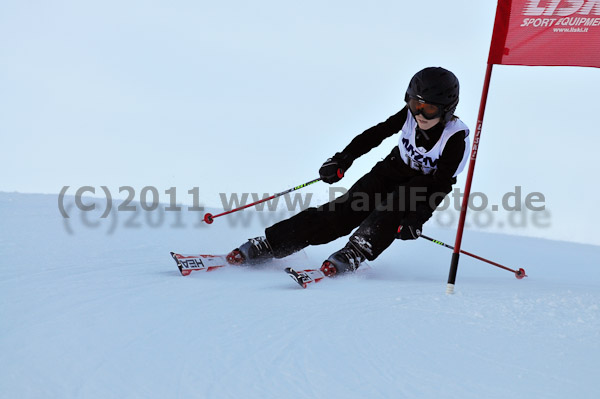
[
  {"x1": 202, "y1": 178, "x2": 321, "y2": 224},
  {"x1": 421, "y1": 234, "x2": 526, "y2": 279},
  {"x1": 447, "y1": 63, "x2": 494, "y2": 294}
]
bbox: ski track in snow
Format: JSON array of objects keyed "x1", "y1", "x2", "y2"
[{"x1": 1, "y1": 192, "x2": 599, "y2": 399}]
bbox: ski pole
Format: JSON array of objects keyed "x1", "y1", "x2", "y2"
[
  {"x1": 203, "y1": 178, "x2": 322, "y2": 224},
  {"x1": 420, "y1": 234, "x2": 527, "y2": 279}
]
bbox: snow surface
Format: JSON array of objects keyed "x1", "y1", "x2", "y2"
[{"x1": 1, "y1": 192, "x2": 599, "y2": 399}]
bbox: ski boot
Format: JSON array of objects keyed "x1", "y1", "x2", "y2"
[
  {"x1": 227, "y1": 236, "x2": 274, "y2": 265},
  {"x1": 321, "y1": 242, "x2": 366, "y2": 276}
]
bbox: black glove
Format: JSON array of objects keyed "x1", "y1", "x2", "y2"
[
  {"x1": 319, "y1": 153, "x2": 353, "y2": 184},
  {"x1": 396, "y1": 213, "x2": 423, "y2": 240}
]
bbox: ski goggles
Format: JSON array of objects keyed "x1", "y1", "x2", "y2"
[{"x1": 407, "y1": 97, "x2": 443, "y2": 120}]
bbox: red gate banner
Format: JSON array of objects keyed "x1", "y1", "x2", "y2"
[{"x1": 488, "y1": 0, "x2": 600, "y2": 67}]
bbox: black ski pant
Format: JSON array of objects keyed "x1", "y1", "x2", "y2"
[{"x1": 265, "y1": 147, "x2": 450, "y2": 261}]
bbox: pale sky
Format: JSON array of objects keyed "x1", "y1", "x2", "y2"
[{"x1": 1, "y1": 0, "x2": 598, "y2": 245}]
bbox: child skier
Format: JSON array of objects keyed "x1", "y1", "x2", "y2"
[{"x1": 227, "y1": 67, "x2": 470, "y2": 278}]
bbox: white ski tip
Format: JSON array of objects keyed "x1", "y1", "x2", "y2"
[{"x1": 446, "y1": 283, "x2": 455, "y2": 295}]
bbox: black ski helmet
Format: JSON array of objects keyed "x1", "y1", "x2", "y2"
[{"x1": 404, "y1": 67, "x2": 460, "y2": 123}]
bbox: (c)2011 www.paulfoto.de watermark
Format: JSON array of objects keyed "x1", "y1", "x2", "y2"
[
  {"x1": 58, "y1": 185, "x2": 551, "y2": 234},
  {"x1": 59, "y1": 185, "x2": 207, "y2": 235},
  {"x1": 58, "y1": 186, "x2": 205, "y2": 218}
]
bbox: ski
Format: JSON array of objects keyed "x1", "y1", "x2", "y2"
[
  {"x1": 285, "y1": 267, "x2": 326, "y2": 288},
  {"x1": 170, "y1": 252, "x2": 229, "y2": 276},
  {"x1": 171, "y1": 250, "x2": 310, "y2": 277}
]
